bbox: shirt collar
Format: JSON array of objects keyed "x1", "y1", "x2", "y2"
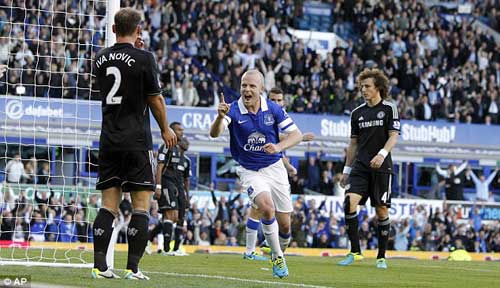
[{"x1": 238, "y1": 95, "x2": 268, "y2": 114}]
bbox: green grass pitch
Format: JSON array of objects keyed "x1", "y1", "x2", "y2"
[{"x1": 0, "y1": 250, "x2": 499, "y2": 287}]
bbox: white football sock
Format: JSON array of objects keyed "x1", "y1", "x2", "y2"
[
  {"x1": 279, "y1": 232, "x2": 291, "y2": 253},
  {"x1": 261, "y1": 217, "x2": 283, "y2": 259},
  {"x1": 245, "y1": 218, "x2": 260, "y2": 254}
]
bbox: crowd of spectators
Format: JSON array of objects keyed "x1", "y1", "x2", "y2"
[
  {"x1": 3, "y1": 154, "x2": 50, "y2": 185},
  {"x1": 1, "y1": 0, "x2": 500, "y2": 125},
  {"x1": 1, "y1": 181, "x2": 499, "y2": 254},
  {"x1": 0, "y1": 183, "x2": 96, "y2": 243}
]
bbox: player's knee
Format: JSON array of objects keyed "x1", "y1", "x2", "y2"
[
  {"x1": 131, "y1": 191, "x2": 152, "y2": 211},
  {"x1": 250, "y1": 208, "x2": 261, "y2": 219},
  {"x1": 279, "y1": 223, "x2": 291, "y2": 234},
  {"x1": 260, "y1": 205, "x2": 274, "y2": 220}
]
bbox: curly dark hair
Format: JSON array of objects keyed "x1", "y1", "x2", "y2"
[{"x1": 356, "y1": 68, "x2": 390, "y2": 100}]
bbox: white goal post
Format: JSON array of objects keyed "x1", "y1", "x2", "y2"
[{"x1": 0, "y1": 0, "x2": 120, "y2": 269}]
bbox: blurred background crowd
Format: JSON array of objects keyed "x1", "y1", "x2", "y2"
[
  {"x1": 1, "y1": 0, "x2": 500, "y2": 124},
  {"x1": 1, "y1": 183, "x2": 499, "y2": 253}
]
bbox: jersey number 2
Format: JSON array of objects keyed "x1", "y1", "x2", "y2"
[{"x1": 106, "y1": 66, "x2": 122, "y2": 105}]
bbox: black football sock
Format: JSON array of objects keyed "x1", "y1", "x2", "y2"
[
  {"x1": 162, "y1": 220, "x2": 174, "y2": 252},
  {"x1": 345, "y1": 212, "x2": 361, "y2": 254},
  {"x1": 93, "y1": 208, "x2": 116, "y2": 271},
  {"x1": 377, "y1": 217, "x2": 390, "y2": 259},
  {"x1": 126, "y1": 210, "x2": 149, "y2": 273},
  {"x1": 173, "y1": 225, "x2": 184, "y2": 251},
  {"x1": 149, "y1": 223, "x2": 161, "y2": 242}
]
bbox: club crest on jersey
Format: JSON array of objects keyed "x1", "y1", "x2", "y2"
[
  {"x1": 247, "y1": 186, "x2": 254, "y2": 196},
  {"x1": 377, "y1": 111, "x2": 385, "y2": 119},
  {"x1": 264, "y1": 113, "x2": 275, "y2": 126},
  {"x1": 244, "y1": 132, "x2": 266, "y2": 151}
]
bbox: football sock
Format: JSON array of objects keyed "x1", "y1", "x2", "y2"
[
  {"x1": 345, "y1": 212, "x2": 361, "y2": 254},
  {"x1": 148, "y1": 223, "x2": 161, "y2": 242},
  {"x1": 173, "y1": 224, "x2": 183, "y2": 251},
  {"x1": 245, "y1": 218, "x2": 260, "y2": 254},
  {"x1": 162, "y1": 220, "x2": 173, "y2": 252},
  {"x1": 377, "y1": 217, "x2": 390, "y2": 259},
  {"x1": 279, "y1": 232, "x2": 291, "y2": 253},
  {"x1": 261, "y1": 217, "x2": 283, "y2": 259},
  {"x1": 93, "y1": 208, "x2": 116, "y2": 271},
  {"x1": 126, "y1": 210, "x2": 149, "y2": 273}
]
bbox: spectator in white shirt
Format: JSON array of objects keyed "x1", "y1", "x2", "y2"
[
  {"x1": 5, "y1": 154, "x2": 27, "y2": 184},
  {"x1": 466, "y1": 166, "x2": 498, "y2": 202},
  {"x1": 235, "y1": 46, "x2": 261, "y2": 71}
]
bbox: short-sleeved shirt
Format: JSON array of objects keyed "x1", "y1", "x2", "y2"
[
  {"x1": 157, "y1": 144, "x2": 191, "y2": 179},
  {"x1": 223, "y1": 96, "x2": 298, "y2": 171},
  {"x1": 94, "y1": 43, "x2": 161, "y2": 151},
  {"x1": 350, "y1": 100, "x2": 400, "y2": 171}
]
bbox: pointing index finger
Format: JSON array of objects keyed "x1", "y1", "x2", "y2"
[{"x1": 220, "y1": 92, "x2": 225, "y2": 104}]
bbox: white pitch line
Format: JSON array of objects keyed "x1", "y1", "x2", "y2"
[{"x1": 142, "y1": 270, "x2": 334, "y2": 288}]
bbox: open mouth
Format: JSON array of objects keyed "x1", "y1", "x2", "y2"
[{"x1": 244, "y1": 95, "x2": 252, "y2": 101}]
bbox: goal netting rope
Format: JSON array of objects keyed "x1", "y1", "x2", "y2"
[{"x1": 0, "y1": 0, "x2": 119, "y2": 268}]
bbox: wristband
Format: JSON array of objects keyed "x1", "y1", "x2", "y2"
[
  {"x1": 343, "y1": 166, "x2": 352, "y2": 174},
  {"x1": 378, "y1": 149, "x2": 389, "y2": 159},
  {"x1": 156, "y1": 184, "x2": 162, "y2": 190}
]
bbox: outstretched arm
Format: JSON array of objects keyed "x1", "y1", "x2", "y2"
[
  {"x1": 435, "y1": 164, "x2": 448, "y2": 178},
  {"x1": 485, "y1": 168, "x2": 499, "y2": 185},
  {"x1": 455, "y1": 161, "x2": 468, "y2": 175},
  {"x1": 469, "y1": 169, "x2": 480, "y2": 185}
]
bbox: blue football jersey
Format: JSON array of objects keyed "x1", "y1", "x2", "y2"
[{"x1": 222, "y1": 96, "x2": 298, "y2": 171}]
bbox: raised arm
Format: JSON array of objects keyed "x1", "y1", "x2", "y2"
[
  {"x1": 485, "y1": 168, "x2": 499, "y2": 185},
  {"x1": 209, "y1": 93, "x2": 230, "y2": 138},
  {"x1": 435, "y1": 164, "x2": 449, "y2": 178},
  {"x1": 455, "y1": 161, "x2": 468, "y2": 175},
  {"x1": 469, "y1": 169, "x2": 480, "y2": 185}
]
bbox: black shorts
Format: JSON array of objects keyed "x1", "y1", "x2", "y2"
[
  {"x1": 96, "y1": 150, "x2": 155, "y2": 192},
  {"x1": 346, "y1": 168, "x2": 393, "y2": 207},
  {"x1": 158, "y1": 174, "x2": 187, "y2": 215}
]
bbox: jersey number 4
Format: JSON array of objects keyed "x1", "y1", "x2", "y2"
[
  {"x1": 106, "y1": 66, "x2": 122, "y2": 105},
  {"x1": 381, "y1": 192, "x2": 388, "y2": 203}
]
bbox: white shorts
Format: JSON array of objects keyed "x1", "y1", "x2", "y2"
[{"x1": 237, "y1": 159, "x2": 292, "y2": 213}]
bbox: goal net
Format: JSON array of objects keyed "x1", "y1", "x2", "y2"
[{"x1": 0, "y1": 0, "x2": 119, "y2": 268}]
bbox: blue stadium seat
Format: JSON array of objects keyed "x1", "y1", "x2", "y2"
[
  {"x1": 320, "y1": 15, "x2": 332, "y2": 25},
  {"x1": 298, "y1": 19, "x2": 310, "y2": 30}
]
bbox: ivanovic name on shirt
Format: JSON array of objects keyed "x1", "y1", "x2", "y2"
[
  {"x1": 96, "y1": 52, "x2": 136, "y2": 68},
  {"x1": 359, "y1": 119, "x2": 384, "y2": 129}
]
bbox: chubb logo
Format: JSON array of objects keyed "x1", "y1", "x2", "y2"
[
  {"x1": 243, "y1": 132, "x2": 266, "y2": 152},
  {"x1": 5, "y1": 100, "x2": 64, "y2": 120}
]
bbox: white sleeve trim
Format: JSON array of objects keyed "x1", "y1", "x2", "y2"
[{"x1": 278, "y1": 117, "x2": 293, "y2": 129}]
